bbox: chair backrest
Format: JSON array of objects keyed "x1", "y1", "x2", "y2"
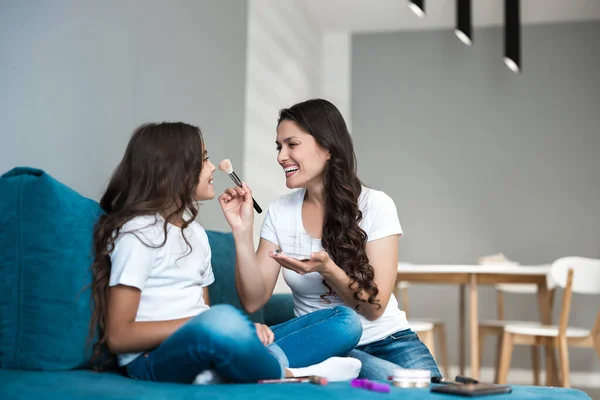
[
  {"x1": 551, "y1": 257, "x2": 600, "y2": 295},
  {"x1": 495, "y1": 283, "x2": 539, "y2": 294},
  {"x1": 396, "y1": 281, "x2": 411, "y2": 317}
]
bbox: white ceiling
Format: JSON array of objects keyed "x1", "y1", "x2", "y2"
[{"x1": 300, "y1": 0, "x2": 600, "y2": 32}]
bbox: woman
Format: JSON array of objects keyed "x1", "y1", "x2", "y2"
[{"x1": 219, "y1": 99, "x2": 441, "y2": 380}]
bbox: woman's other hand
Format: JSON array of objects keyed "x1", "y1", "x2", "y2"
[{"x1": 269, "y1": 250, "x2": 332, "y2": 275}]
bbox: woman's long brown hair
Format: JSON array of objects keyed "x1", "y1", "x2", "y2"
[
  {"x1": 278, "y1": 99, "x2": 380, "y2": 311},
  {"x1": 89, "y1": 122, "x2": 205, "y2": 367}
]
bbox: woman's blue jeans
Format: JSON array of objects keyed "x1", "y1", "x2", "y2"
[
  {"x1": 126, "y1": 304, "x2": 362, "y2": 383},
  {"x1": 349, "y1": 329, "x2": 442, "y2": 380}
]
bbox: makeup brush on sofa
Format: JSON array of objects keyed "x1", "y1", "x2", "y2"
[{"x1": 218, "y1": 159, "x2": 262, "y2": 214}]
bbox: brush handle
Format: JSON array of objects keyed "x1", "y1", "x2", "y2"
[
  {"x1": 252, "y1": 198, "x2": 262, "y2": 214},
  {"x1": 228, "y1": 172, "x2": 262, "y2": 214},
  {"x1": 230, "y1": 171, "x2": 243, "y2": 186}
]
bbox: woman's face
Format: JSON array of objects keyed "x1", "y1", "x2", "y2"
[{"x1": 276, "y1": 120, "x2": 330, "y2": 190}]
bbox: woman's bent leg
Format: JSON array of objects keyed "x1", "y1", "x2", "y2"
[
  {"x1": 347, "y1": 349, "x2": 400, "y2": 380},
  {"x1": 126, "y1": 305, "x2": 284, "y2": 383},
  {"x1": 353, "y1": 329, "x2": 442, "y2": 380},
  {"x1": 270, "y1": 306, "x2": 363, "y2": 367}
]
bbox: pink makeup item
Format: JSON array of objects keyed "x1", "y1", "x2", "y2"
[
  {"x1": 218, "y1": 159, "x2": 262, "y2": 213},
  {"x1": 258, "y1": 375, "x2": 328, "y2": 385},
  {"x1": 351, "y1": 379, "x2": 390, "y2": 393}
]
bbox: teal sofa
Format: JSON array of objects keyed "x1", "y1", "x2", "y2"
[{"x1": 0, "y1": 168, "x2": 591, "y2": 400}]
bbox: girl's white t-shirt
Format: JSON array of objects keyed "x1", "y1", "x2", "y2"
[
  {"x1": 260, "y1": 187, "x2": 410, "y2": 346},
  {"x1": 109, "y1": 215, "x2": 214, "y2": 366}
]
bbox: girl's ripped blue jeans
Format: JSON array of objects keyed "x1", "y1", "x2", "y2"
[
  {"x1": 126, "y1": 304, "x2": 362, "y2": 384},
  {"x1": 349, "y1": 329, "x2": 442, "y2": 380}
]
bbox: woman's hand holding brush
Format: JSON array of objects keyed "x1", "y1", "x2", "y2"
[
  {"x1": 218, "y1": 159, "x2": 262, "y2": 214},
  {"x1": 218, "y1": 158, "x2": 263, "y2": 233},
  {"x1": 218, "y1": 182, "x2": 255, "y2": 232},
  {"x1": 219, "y1": 159, "x2": 262, "y2": 231}
]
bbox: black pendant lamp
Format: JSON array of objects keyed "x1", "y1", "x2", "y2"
[
  {"x1": 504, "y1": 0, "x2": 521, "y2": 72},
  {"x1": 455, "y1": 0, "x2": 472, "y2": 46},
  {"x1": 408, "y1": 0, "x2": 425, "y2": 18}
]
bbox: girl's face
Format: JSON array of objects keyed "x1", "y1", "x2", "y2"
[
  {"x1": 276, "y1": 120, "x2": 331, "y2": 190},
  {"x1": 195, "y1": 147, "x2": 216, "y2": 201}
]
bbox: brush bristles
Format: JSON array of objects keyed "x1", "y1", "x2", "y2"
[{"x1": 218, "y1": 159, "x2": 233, "y2": 175}]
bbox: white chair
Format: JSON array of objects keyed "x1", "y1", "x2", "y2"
[
  {"x1": 497, "y1": 257, "x2": 600, "y2": 388},
  {"x1": 478, "y1": 282, "x2": 542, "y2": 384},
  {"x1": 396, "y1": 281, "x2": 450, "y2": 377}
]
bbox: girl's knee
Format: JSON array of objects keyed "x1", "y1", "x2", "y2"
[
  {"x1": 189, "y1": 304, "x2": 241, "y2": 324},
  {"x1": 332, "y1": 306, "x2": 363, "y2": 345},
  {"x1": 332, "y1": 305, "x2": 358, "y2": 320},
  {"x1": 185, "y1": 305, "x2": 254, "y2": 342},
  {"x1": 206, "y1": 304, "x2": 245, "y2": 321}
]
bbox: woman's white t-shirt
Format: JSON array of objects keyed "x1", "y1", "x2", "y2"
[
  {"x1": 108, "y1": 215, "x2": 214, "y2": 366},
  {"x1": 260, "y1": 187, "x2": 410, "y2": 346}
]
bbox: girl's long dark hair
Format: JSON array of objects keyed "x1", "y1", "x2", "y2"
[
  {"x1": 278, "y1": 99, "x2": 380, "y2": 311},
  {"x1": 89, "y1": 122, "x2": 204, "y2": 367}
]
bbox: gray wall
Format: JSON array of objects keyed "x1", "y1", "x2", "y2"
[
  {"x1": 0, "y1": 0, "x2": 247, "y2": 231},
  {"x1": 352, "y1": 22, "x2": 600, "y2": 372}
]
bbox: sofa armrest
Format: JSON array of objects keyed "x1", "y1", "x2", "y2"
[{"x1": 262, "y1": 294, "x2": 295, "y2": 327}]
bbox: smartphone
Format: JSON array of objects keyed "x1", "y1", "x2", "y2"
[
  {"x1": 430, "y1": 383, "x2": 512, "y2": 397},
  {"x1": 274, "y1": 249, "x2": 310, "y2": 261}
]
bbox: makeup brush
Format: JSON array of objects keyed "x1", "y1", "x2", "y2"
[{"x1": 218, "y1": 159, "x2": 262, "y2": 214}]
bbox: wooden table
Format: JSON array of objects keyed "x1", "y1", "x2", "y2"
[{"x1": 396, "y1": 264, "x2": 555, "y2": 381}]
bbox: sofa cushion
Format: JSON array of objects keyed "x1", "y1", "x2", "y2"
[
  {"x1": 206, "y1": 230, "x2": 264, "y2": 323},
  {"x1": 0, "y1": 167, "x2": 104, "y2": 370},
  {"x1": 0, "y1": 369, "x2": 591, "y2": 400},
  {"x1": 263, "y1": 294, "x2": 296, "y2": 326}
]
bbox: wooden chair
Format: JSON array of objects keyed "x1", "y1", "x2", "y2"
[
  {"x1": 497, "y1": 257, "x2": 600, "y2": 388},
  {"x1": 478, "y1": 283, "x2": 542, "y2": 384},
  {"x1": 396, "y1": 281, "x2": 450, "y2": 377}
]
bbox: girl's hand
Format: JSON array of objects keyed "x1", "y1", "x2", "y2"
[
  {"x1": 218, "y1": 182, "x2": 254, "y2": 232},
  {"x1": 253, "y1": 323, "x2": 274, "y2": 346},
  {"x1": 269, "y1": 251, "x2": 332, "y2": 275}
]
